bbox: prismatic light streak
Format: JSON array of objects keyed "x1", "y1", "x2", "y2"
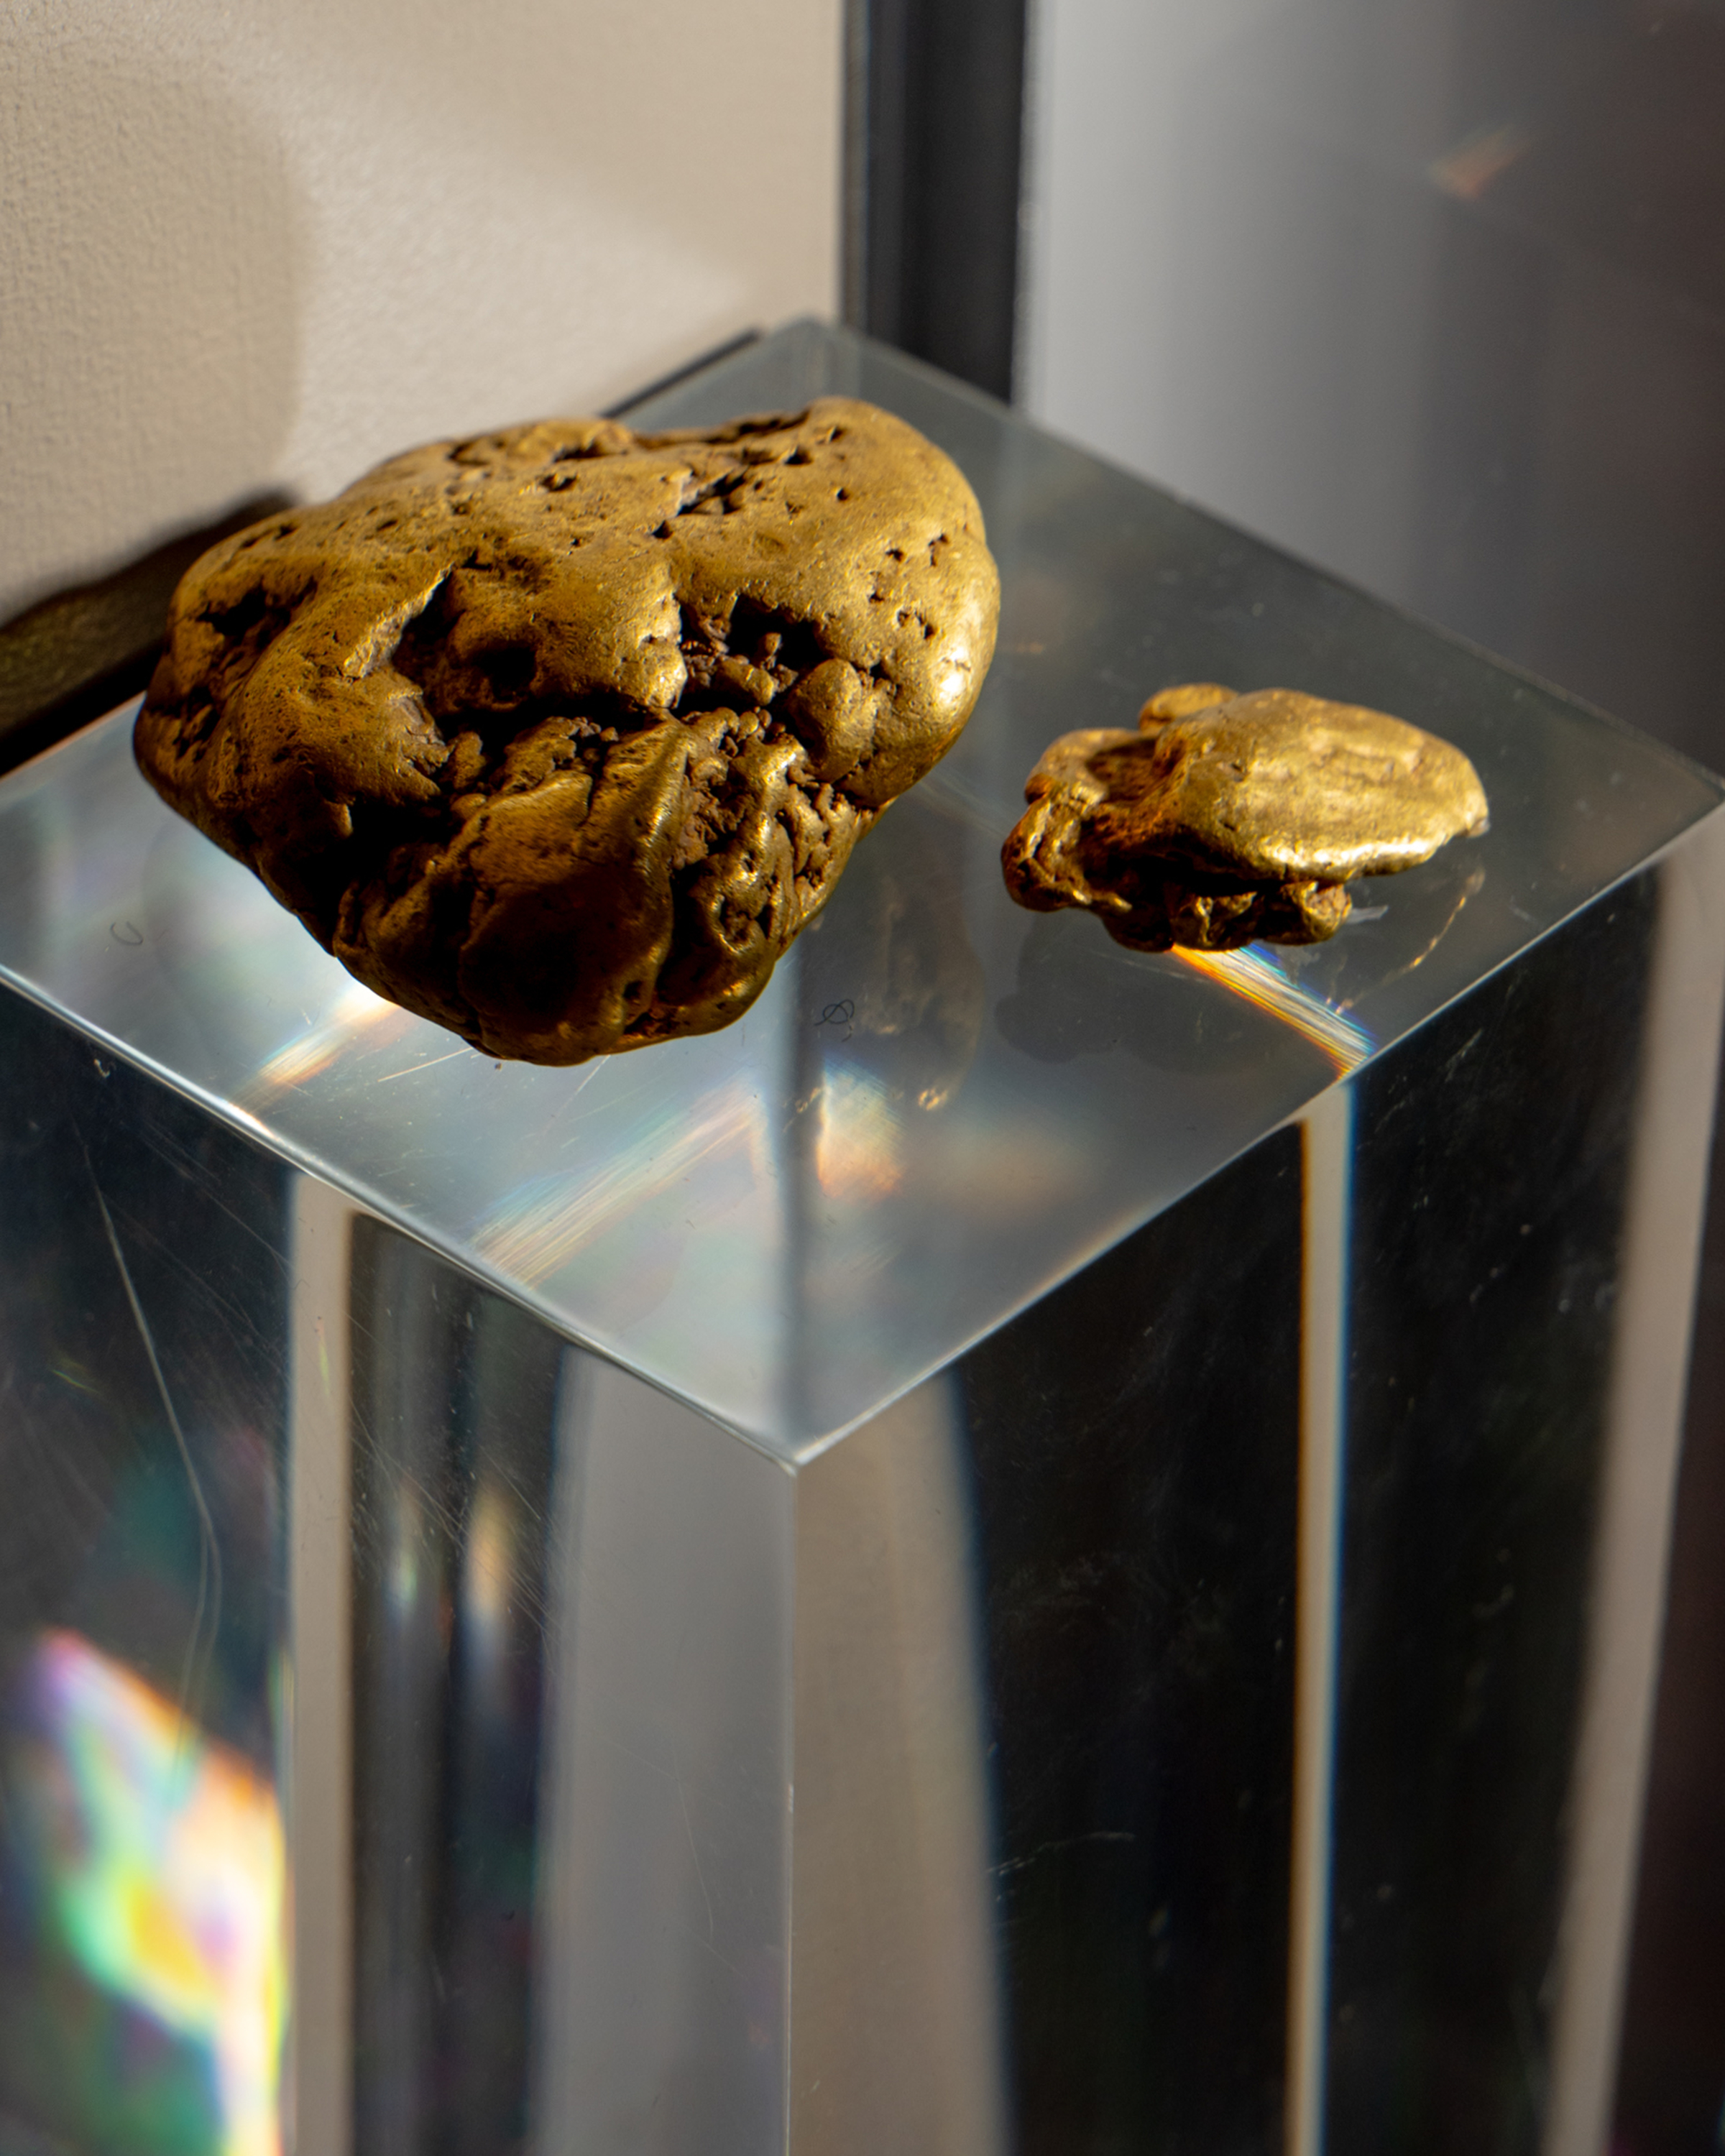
[
  {"x1": 242, "y1": 978, "x2": 415, "y2": 1102},
  {"x1": 474, "y1": 1074, "x2": 774, "y2": 1286},
  {"x1": 1174, "y1": 946, "x2": 1373, "y2": 1074},
  {"x1": 13, "y1": 1630, "x2": 287, "y2": 2156}
]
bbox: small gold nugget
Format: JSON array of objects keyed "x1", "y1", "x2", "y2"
[{"x1": 1002, "y1": 684, "x2": 1488, "y2": 952}]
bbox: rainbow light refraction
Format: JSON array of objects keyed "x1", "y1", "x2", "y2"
[
  {"x1": 1174, "y1": 946, "x2": 1374, "y2": 1072},
  {"x1": 18, "y1": 1630, "x2": 286, "y2": 2156}
]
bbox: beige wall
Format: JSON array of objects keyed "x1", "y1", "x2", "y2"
[{"x1": 0, "y1": 0, "x2": 842, "y2": 625}]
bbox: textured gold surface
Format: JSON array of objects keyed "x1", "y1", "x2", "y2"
[
  {"x1": 136, "y1": 400, "x2": 999, "y2": 1063},
  {"x1": 1003, "y1": 683, "x2": 1489, "y2": 952}
]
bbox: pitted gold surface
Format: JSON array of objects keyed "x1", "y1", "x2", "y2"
[
  {"x1": 136, "y1": 399, "x2": 999, "y2": 1063},
  {"x1": 1003, "y1": 683, "x2": 1488, "y2": 952}
]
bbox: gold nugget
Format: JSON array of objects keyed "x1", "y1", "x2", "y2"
[
  {"x1": 1002, "y1": 684, "x2": 1488, "y2": 952},
  {"x1": 136, "y1": 400, "x2": 999, "y2": 1065}
]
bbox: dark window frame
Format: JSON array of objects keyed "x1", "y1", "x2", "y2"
[{"x1": 845, "y1": 0, "x2": 1032, "y2": 404}]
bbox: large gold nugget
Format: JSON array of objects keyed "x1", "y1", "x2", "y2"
[
  {"x1": 136, "y1": 400, "x2": 1000, "y2": 1064},
  {"x1": 1003, "y1": 684, "x2": 1488, "y2": 953}
]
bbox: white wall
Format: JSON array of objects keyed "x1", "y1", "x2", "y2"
[{"x1": 0, "y1": 0, "x2": 842, "y2": 623}]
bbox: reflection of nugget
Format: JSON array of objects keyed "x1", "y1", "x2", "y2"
[
  {"x1": 1002, "y1": 683, "x2": 1488, "y2": 952},
  {"x1": 823, "y1": 851, "x2": 986, "y2": 1112},
  {"x1": 136, "y1": 400, "x2": 999, "y2": 1064}
]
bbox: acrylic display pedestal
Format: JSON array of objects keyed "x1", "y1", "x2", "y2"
[{"x1": 1, "y1": 324, "x2": 1721, "y2": 2156}]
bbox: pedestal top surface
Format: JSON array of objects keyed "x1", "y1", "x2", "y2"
[{"x1": 0, "y1": 323, "x2": 1716, "y2": 1457}]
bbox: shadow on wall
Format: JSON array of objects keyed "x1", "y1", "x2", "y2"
[
  {"x1": 0, "y1": 502, "x2": 293, "y2": 778},
  {"x1": 0, "y1": 31, "x2": 305, "y2": 705}
]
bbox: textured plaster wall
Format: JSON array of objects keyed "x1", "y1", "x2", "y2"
[{"x1": 0, "y1": 0, "x2": 842, "y2": 625}]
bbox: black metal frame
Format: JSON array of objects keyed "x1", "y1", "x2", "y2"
[{"x1": 845, "y1": 0, "x2": 1031, "y2": 404}]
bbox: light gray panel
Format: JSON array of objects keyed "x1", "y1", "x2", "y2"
[{"x1": 533, "y1": 1357, "x2": 795, "y2": 2156}]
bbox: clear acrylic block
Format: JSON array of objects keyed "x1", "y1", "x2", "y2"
[{"x1": 0, "y1": 323, "x2": 1721, "y2": 2156}]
